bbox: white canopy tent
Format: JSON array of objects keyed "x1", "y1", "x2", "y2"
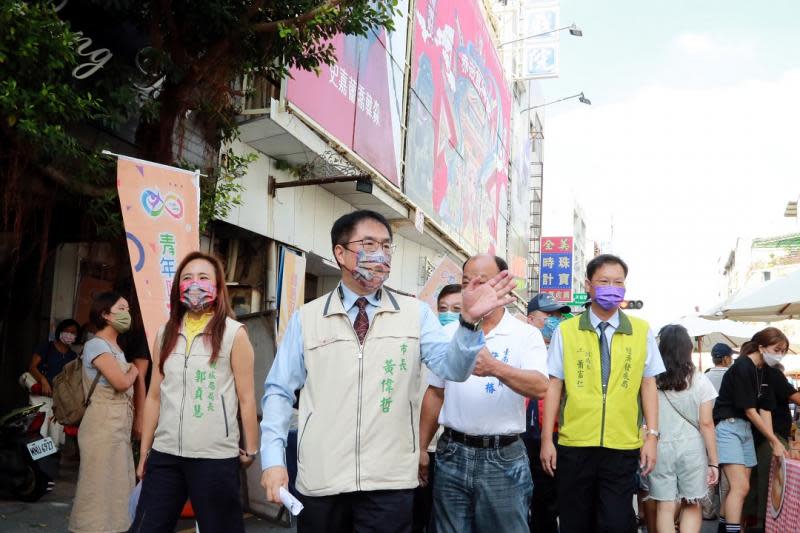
[{"x1": 703, "y1": 269, "x2": 800, "y2": 322}]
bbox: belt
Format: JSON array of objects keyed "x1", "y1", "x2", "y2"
[{"x1": 443, "y1": 428, "x2": 520, "y2": 449}]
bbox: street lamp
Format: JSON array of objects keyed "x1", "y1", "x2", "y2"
[
  {"x1": 497, "y1": 23, "x2": 583, "y2": 49},
  {"x1": 520, "y1": 92, "x2": 591, "y2": 113}
]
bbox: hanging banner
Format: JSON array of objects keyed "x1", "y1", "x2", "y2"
[
  {"x1": 418, "y1": 257, "x2": 463, "y2": 312},
  {"x1": 276, "y1": 247, "x2": 307, "y2": 346},
  {"x1": 539, "y1": 236, "x2": 573, "y2": 302},
  {"x1": 116, "y1": 156, "x2": 200, "y2": 350}
]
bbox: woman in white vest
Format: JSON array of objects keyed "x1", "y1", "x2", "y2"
[{"x1": 130, "y1": 251, "x2": 259, "y2": 533}]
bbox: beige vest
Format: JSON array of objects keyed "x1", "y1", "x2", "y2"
[
  {"x1": 153, "y1": 317, "x2": 243, "y2": 458},
  {"x1": 296, "y1": 288, "x2": 422, "y2": 496}
]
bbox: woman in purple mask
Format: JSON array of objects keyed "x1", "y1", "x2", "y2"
[{"x1": 130, "y1": 251, "x2": 259, "y2": 533}]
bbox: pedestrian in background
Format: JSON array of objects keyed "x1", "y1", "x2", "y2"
[
  {"x1": 413, "y1": 283, "x2": 464, "y2": 533},
  {"x1": 742, "y1": 328, "x2": 797, "y2": 532},
  {"x1": 526, "y1": 293, "x2": 570, "y2": 345},
  {"x1": 647, "y1": 324, "x2": 719, "y2": 533},
  {"x1": 29, "y1": 319, "x2": 80, "y2": 397},
  {"x1": 69, "y1": 292, "x2": 139, "y2": 533},
  {"x1": 701, "y1": 343, "x2": 734, "y2": 521},
  {"x1": 713, "y1": 328, "x2": 789, "y2": 533},
  {"x1": 130, "y1": 251, "x2": 260, "y2": 533}
]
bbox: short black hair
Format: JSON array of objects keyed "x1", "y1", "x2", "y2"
[
  {"x1": 331, "y1": 210, "x2": 393, "y2": 251},
  {"x1": 55, "y1": 319, "x2": 80, "y2": 338},
  {"x1": 437, "y1": 284, "x2": 462, "y2": 304},
  {"x1": 463, "y1": 255, "x2": 508, "y2": 273},
  {"x1": 89, "y1": 291, "x2": 124, "y2": 330},
  {"x1": 586, "y1": 254, "x2": 628, "y2": 281}
]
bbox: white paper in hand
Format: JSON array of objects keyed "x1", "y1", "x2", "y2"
[{"x1": 279, "y1": 486, "x2": 303, "y2": 516}]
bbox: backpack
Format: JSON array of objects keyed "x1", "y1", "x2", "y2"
[{"x1": 52, "y1": 357, "x2": 101, "y2": 425}]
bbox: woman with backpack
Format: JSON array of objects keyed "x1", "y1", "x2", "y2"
[
  {"x1": 646, "y1": 324, "x2": 719, "y2": 533},
  {"x1": 69, "y1": 292, "x2": 139, "y2": 533},
  {"x1": 130, "y1": 251, "x2": 259, "y2": 533},
  {"x1": 29, "y1": 319, "x2": 80, "y2": 397}
]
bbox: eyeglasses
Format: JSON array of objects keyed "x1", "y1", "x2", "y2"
[{"x1": 342, "y1": 239, "x2": 397, "y2": 254}]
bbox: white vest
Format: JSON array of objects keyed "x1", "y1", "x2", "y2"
[
  {"x1": 153, "y1": 317, "x2": 242, "y2": 458},
  {"x1": 296, "y1": 288, "x2": 422, "y2": 496}
]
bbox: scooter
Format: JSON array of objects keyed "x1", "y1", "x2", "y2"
[{"x1": 0, "y1": 403, "x2": 60, "y2": 501}]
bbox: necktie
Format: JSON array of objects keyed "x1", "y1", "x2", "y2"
[
  {"x1": 598, "y1": 321, "x2": 611, "y2": 391},
  {"x1": 354, "y1": 297, "x2": 370, "y2": 345}
]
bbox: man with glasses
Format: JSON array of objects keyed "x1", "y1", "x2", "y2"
[
  {"x1": 259, "y1": 210, "x2": 517, "y2": 532},
  {"x1": 540, "y1": 254, "x2": 665, "y2": 533}
]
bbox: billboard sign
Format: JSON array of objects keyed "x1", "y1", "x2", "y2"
[
  {"x1": 539, "y1": 236, "x2": 573, "y2": 302},
  {"x1": 405, "y1": 0, "x2": 511, "y2": 254},
  {"x1": 285, "y1": 1, "x2": 408, "y2": 186}
]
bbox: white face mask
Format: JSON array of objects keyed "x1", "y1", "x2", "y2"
[{"x1": 763, "y1": 351, "x2": 785, "y2": 368}]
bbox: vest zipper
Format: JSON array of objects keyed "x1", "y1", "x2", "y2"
[
  {"x1": 600, "y1": 390, "x2": 607, "y2": 447},
  {"x1": 409, "y1": 401, "x2": 416, "y2": 453},
  {"x1": 298, "y1": 412, "x2": 312, "y2": 464},
  {"x1": 343, "y1": 311, "x2": 377, "y2": 491},
  {"x1": 221, "y1": 396, "x2": 229, "y2": 438},
  {"x1": 178, "y1": 334, "x2": 200, "y2": 456}
]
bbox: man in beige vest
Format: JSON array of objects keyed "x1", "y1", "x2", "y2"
[{"x1": 260, "y1": 210, "x2": 516, "y2": 532}]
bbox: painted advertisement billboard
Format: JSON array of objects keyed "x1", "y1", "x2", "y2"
[
  {"x1": 285, "y1": 1, "x2": 408, "y2": 186},
  {"x1": 405, "y1": 0, "x2": 511, "y2": 254}
]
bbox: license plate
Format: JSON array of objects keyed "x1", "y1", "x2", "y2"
[{"x1": 27, "y1": 437, "x2": 57, "y2": 461}]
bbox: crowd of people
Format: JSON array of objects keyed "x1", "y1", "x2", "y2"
[{"x1": 26, "y1": 209, "x2": 799, "y2": 533}]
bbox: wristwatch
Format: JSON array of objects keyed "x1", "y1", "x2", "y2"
[
  {"x1": 644, "y1": 428, "x2": 660, "y2": 440},
  {"x1": 458, "y1": 314, "x2": 482, "y2": 332}
]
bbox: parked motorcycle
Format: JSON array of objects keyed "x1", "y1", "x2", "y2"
[{"x1": 0, "y1": 403, "x2": 60, "y2": 501}]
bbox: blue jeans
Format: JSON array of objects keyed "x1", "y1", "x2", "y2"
[{"x1": 432, "y1": 434, "x2": 532, "y2": 533}]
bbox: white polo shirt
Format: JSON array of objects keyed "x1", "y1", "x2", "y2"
[{"x1": 428, "y1": 310, "x2": 549, "y2": 436}]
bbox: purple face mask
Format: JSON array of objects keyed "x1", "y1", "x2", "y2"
[{"x1": 593, "y1": 285, "x2": 626, "y2": 311}]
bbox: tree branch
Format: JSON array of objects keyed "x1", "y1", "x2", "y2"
[
  {"x1": 39, "y1": 164, "x2": 112, "y2": 197},
  {"x1": 251, "y1": 0, "x2": 344, "y2": 33}
]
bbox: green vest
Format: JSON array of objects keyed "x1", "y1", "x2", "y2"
[{"x1": 558, "y1": 311, "x2": 649, "y2": 450}]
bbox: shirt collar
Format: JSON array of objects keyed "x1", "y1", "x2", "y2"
[
  {"x1": 339, "y1": 283, "x2": 381, "y2": 312},
  {"x1": 588, "y1": 307, "x2": 620, "y2": 329},
  {"x1": 485, "y1": 309, "x2": 513, "y2": 338}
]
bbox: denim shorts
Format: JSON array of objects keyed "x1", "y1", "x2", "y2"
[{"x1": 716, "y1": 418, "x2": 757, "y2": 467}]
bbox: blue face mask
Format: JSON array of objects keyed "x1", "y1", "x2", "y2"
[
  {"x1": 439, "y1": 311, "x2": 459, "y2": 326},
  {"x1": 541, "y1": 316, "x2": 561, "y2": 341}
]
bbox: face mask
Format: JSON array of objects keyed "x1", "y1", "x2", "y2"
[
  {"x1": 439, "y1": 311, "x2": 459, "y2": 326},
  {"x1": 345, "y1": 249, "x2": 392, "y2": 291},
  {"x1": 59, "y1": 332, "x2": 77, "y2": 345},
  {"x1": 541, "y1": 316, "x2": 561, "y2": 341},
  {"x1": 593, "y1": 285, "x2": 626, "y2": 311},
  {"x1": 763, "y1": 351, "x2": 785, "y2": 368},
  {"x1": 180, "y1": 279, "x2": 218, "y2": 313},
  {"x1": 109, "y1": 311, "x2": 132, "y2": 333}
]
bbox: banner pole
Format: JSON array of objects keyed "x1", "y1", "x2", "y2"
[{"x1": 100, "y1": 150, "x2": 208, "y2": 177}]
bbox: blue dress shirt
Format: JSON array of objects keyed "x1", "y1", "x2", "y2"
[{"x1": 259, "y1": 283, "x2": 485, "y2": 469}]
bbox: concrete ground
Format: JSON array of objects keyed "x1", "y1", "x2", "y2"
[
  {"x1": 0, "y1": 455, "x2": 294, "y2": 532},
  {"x1": 0, "y1": 454, "x2": 722, "y2": 532}
]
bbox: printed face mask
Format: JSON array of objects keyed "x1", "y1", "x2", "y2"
[
  {"x1": 59, "y1": 332, "x2": 77, "y2": 345},
  {"x1": 346, "y1": 249, "x2": 392, "y2": 291},
  {"x1": 541, "y1": 316, "x2": 561, "y2": 342},
  {"x1": 439, "y1": 311, "x2": 459, "y2": 326},
  {"x1": 593, "y1": 285, "x2": 626, "y2": 311},
  {"x1": 763, "y1": 351, "x2": 785, "y2": 368},
  {"x1": 109, "y1": 311, "x2": 132, "y2": 333},
  {"x1": 180, "y1": 279, "x2": 218, "y2": 313}
]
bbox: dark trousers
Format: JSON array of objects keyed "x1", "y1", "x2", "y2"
[
  {"x1": 523, "y1": 438, "x2": 559, "y2": 533},
  {"x1": 556, "y1": 445, "x2": 639, "y2": 533},
  {"x1": 128, "y1": 449, "x2": 244, "y2": 533},
  {"x1": 298, "y1": 489, "x2": 414, "y2": 533},
  {"x1": 412, "y1": 451, "x2": 436, "y2": 533}
]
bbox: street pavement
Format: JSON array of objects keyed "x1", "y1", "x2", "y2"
[
  {"x1": 0, "y1": 455, "x2": 294, "y2": 532},
  {"x1": 0, "y1": 455, "x2": 722, "y2": 532}
]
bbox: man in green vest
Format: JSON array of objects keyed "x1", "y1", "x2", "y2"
[{"x1": 539, "y1": 254, "x2": 665, "y2": 533}]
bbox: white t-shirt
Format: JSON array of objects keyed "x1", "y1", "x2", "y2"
[{"x1": 428, "y1": 310, "x2": 549, "y2": 435}]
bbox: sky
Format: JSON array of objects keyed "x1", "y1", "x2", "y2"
[{"x1": 538, "y1": 0, "x2": 800, "y2": 329}]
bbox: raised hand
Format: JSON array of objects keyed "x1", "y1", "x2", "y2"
[{"x1": 461, "y1": 271, "x2": 516, "y2": 323}]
